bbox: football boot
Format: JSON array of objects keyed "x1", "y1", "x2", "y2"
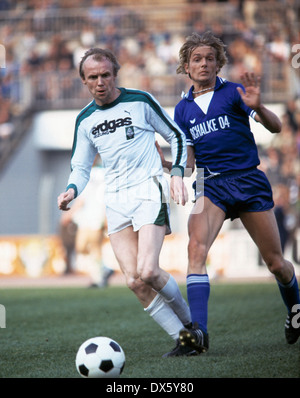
[
  {"x1": 162, "y1": 340, "x2": 198, "y2": 358},
  {"x1": 285, "y1": 313, "x2": 300, "y2": 344},
  {"x1": 179, "y1": 322, "x2": 209, "y2": 353}
]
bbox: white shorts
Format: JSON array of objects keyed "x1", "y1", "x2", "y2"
[{"x1": 105, "y1": 176, "x2": 171, "y2": 235}]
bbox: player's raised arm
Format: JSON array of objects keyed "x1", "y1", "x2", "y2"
[{"x1": 237, "y1": 72, "x2": 282, "y2": 133}]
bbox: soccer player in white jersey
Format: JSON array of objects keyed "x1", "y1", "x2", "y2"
[
  {"x1": 57, "y1": 48, "x2": 194, "y2": 357},
  {"x1": 160, "y1": 32, "x2": 300, "y2": 352}
]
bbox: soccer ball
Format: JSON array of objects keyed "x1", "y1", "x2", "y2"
[{"x1": 75, "y1": 336, "x2": 125, "y2": 378}]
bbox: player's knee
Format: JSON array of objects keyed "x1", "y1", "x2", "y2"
[
  {"x1": 264, "y1": 254, "x2": 288, "y2": 279},
  {"x1": 126, "y1": 275, "x2": 143, "y2": 293},
  {"x1": 139, "y1": 267, "x2": 160, "y2": 286},
  {"x1": 126, "y1": 276, "x2": 151, "y2": 300},
  {"x1": 137, "y1": 255, "x2": 160, "y2": 286}
]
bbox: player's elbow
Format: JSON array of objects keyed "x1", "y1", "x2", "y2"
[
  {"x1": 271, "y1": 122, "x2": 282, "y2": 134},
  {"x1": 270, "y1": 116, "x2": 282, "y2": 133}
]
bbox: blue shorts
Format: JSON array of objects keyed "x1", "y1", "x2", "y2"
[{"x1": 193, "y1": 167, "x2": 274, "y2": 221}]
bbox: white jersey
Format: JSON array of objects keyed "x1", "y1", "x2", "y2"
[{"x1": 67, "y1": 88, "x2": 187, "y2": 198}]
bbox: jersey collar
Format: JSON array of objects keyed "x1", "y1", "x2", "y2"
[
  {"x1": 184, "y1": 76, "x2": 226, "y2": 101},
  {"x1": 93, "y1": 87, "x2": 125, "y2": 110}
]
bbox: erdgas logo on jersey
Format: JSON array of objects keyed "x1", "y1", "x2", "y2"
[{"x1": 91, "y1": 117, "x2": 132, "y2": 137}]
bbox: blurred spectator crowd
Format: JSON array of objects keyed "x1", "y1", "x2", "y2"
[{"x1": 0, "y1": 0, "x2": 299, "y2": 239}]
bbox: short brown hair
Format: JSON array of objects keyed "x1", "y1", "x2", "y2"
[
  {"x1": 177, "y1": 31, "x2": 228, "y2": 75},
  {"x1": 79, "y1": 48, "x2": 121, "y2": 79}
]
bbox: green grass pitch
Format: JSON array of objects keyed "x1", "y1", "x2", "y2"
[{"x1": 0, "y1": 282, "x2": 299, "y2": 378}]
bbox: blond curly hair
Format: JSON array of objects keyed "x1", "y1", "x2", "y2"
[{"x1": 177, "y1": 31, "x2": 228, "y2": 75}]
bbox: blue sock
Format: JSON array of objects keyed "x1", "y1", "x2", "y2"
[
  {"x1": 277, "y1": 273, "x2": 300, "y2": 314},
  {"x1": 186, "y1": 274, "x2": 210, "y2": 333}
]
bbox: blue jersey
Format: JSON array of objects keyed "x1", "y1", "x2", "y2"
[{"x1": 174, "y1": 77, "x2": 260, "y2": 177}]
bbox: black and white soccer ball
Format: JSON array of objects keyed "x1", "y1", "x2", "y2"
[{"x1": 75, "y1": 336, "x2": 125, "y2": 378}]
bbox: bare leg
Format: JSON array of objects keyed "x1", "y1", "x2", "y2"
[
  {"x1": 240, "y1": 209, "x2": 300, "y2": 343},
  {"x1": 137, "y1": 224, "x2": 169, "y2": 290},
  {"x1": 109, "y1": 225, "x2": 191, "y2": 345},
  {"x1": 109, "y1": 226, "x2": 156, "y2": 307},
  {"x1": 188, "y1": 196, "x2": 225, "y2": 274},
  {"x1": 185, "y1": 196, "x2": 225, "y2": 335},
  {"x1": 240, "y1": 209, "x2": 294, "y2": 283}
]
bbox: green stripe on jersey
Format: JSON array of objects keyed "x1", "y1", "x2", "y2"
[
  {"x1": 120, "y1": 88, "x2": 184, "y2": 167},
  {"x1": 71, "y1": 88, "x2": 184, "y2": 171},
  {"x1": 71, "y1": 101, "x2": 97, "y2": 167},
  {"x1": 153, "y1": 177, "x2": 170, "y2": 231}
]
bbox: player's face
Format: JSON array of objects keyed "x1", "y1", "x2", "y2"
[
  {"x1": 81, "y1": 57, "x2": 119, "y2": 106},
  {"x1": 185, "y1": 46, "x2": 218, "y2": 88}
]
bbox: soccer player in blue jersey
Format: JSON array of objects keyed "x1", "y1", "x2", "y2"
[
  {"x1": 57, "y1": 48, "x2": 193, "y2": 357},
  {"x1": 165, "y1": 32, "x2": 300, "y2": 352}
]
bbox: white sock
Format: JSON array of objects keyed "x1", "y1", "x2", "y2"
[
  {"x1": 144, "y1": 294, "x2": 183, "y2": 340},
  {"x1": 159, "y1": 275, "x2": 191, "y2": 326}
]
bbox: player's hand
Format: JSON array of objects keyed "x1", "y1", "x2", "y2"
[
  {"x1": 170, "y1": 176, "x2": 188, "y2": 206},
  {"x1": 237, "y1": 72, "x2": 261, "y2": 111},
  {"x1": 57, "y1": 188, "x2": 75, "y2": 211}
]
